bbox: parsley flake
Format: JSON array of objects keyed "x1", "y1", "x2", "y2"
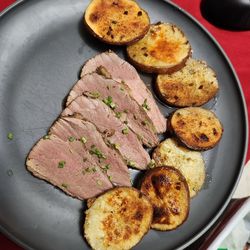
[{"x1": 58, "y1": 161, "x2": 66, "y2": 168}]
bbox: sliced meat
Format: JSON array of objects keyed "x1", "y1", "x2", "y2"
[
  {"x1": 49, "y1": 117, "x2": 131, "y2": 186},
  {"x1": 66, "y1": 72, "x2": 159, "y2": 147},
  {"x1": 75, "y1": 51, "x2": 166, "y2": 133},
  {"x1": 26, "y1": 135, "x2": 113, "y2": 200},
  {"x1": 61, "y1": 96, "x2": 150, "y2": 169}
]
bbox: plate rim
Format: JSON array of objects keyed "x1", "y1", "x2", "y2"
[{"x1": 0, "y1": 0, "x2": 248, "y2": 249}]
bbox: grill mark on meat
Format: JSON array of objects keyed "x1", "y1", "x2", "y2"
[
  {"x1": 66, "y1": 72, "x2": 159, "y2": 147},
  {"x1": 62, "y1": 96, "x2": 150, "y2": 169},
  {"x1": 67, "y1": 51, "x2": 166, "y2": 133}
]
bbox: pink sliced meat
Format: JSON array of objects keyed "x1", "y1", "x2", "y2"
[
  {"x1": 66, "y1": 72, "x2": 159, "y2": 147},
  {"x1": 76, "y1": 51, "x2": 166, "y2": 133},
  {"x1": 26, "y1": 135, "x2": 113, "y2": 199},
  {"x1": 49, "y1": 117, "x2": 131, "y2": 186},
  {"x1": 61, "y1": 96, "x2": 150, "y2": 169}
]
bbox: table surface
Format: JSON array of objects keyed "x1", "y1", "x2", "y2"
[{"x1": 0, "y1": 0, "x2": 249, "y2": 249}]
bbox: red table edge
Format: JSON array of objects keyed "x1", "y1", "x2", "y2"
[{"x1": 0, "y1": 1, "x2": 249, "y2": 250}]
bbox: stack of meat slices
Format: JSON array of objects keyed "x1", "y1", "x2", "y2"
[{"x1": 26, "y1": 51, "x2": 166, "y2": 200}]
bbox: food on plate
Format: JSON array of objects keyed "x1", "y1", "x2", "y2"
[
  {"x1": 140, "y1": 166, "x2": 190, "y2": 230},
  {"x1": 66, "y1": 71, "x2": 159, "y2": 147},
  {"x1": 126, "y1": 22, "x2": 191, "y2": 74},
  {"x1": 61, "y1": 95, "x2": 150, "y2": 169},
  {"x1": 169, "y1": 107, "x2": 223, "y2": 150},
  {"x1": 156, "y1": 58, "x2": 219, "y2": 107},
  {"x1": 78, "y1": 51, "x2": 166, "y2": 133},
  {"x1": 49, "y1": 117, "x2": 131, "y2": 186},
  {"x1": 153, "y1": 138, "x2": 205, "y2": 197},
  {"x1": 84, "y1": 187, "x2": 153, "y2": 250},
  {"x1": 26, "y1": 134, "x2": 113, "y2": 200},
  {"x1": 84, "y1": 0, "x2": 150, "y2": 45}
]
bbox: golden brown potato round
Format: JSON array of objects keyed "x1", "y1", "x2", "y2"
[
  {"x1": 169, "y1": 107, "x2": 223, "y2": 150},
  {"x1": 127, "y1": 22, "x2": 191, "y2": 73},
  {"x1": 156, "y1": 58, "x2": 219, "y2": 107},
  {"x1": 84, "y1": 187, "x2": 153, "y2": 250},
  {"x1": 141, "y1": 166, "x2": 190, "y2": 231},
  {"x1": 153, "y1": 138, "x2": 205, "y2": 197},
  {"x1": 84, "y1": 0, "x2": 150, "y2": 45}
]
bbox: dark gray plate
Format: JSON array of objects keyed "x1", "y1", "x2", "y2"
[{"x1": 0, "y1": 0, "x2": 248, "y2": 249}]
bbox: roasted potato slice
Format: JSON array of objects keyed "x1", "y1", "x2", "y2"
[
  {"x1": 84, "y1": 187, "x2": 153, "y2": 250},
  {"x1": 84, "y1": 0, "x2": 150, "y2": 45},
  {"x1": 141, "y1": 166, "x2": 190, "y2": 230},
  {"x1": 156, "y1": 58, "x2": 219, "y2": 107},
  {"x1": 127, "y1": 22, "x2": 191, "y2": 73},
  {"x1": 153, "y1": 138, "x2": 205, "y2": 197},
  {"x1": 169, "y1": 107, "x2": 223, "y2": 150}
]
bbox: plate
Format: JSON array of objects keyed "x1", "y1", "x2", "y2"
[{"x1": 0, "y1": 0, "x2": 248, "y2": 249}]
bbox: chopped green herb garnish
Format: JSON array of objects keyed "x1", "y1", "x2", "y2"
[
  {"x1": 142, "y1": 98, "x2": 150, "y2": 111},
  {"x1": 88, "y1": 92, "x2": 100, "y2": 98},
  {"x1": 43, "y1": 135, "x2": 50, "y2": 140},
  {"x1": 62, "y1": 183, "x2": 68, "y2": 188},
  {"x1": 108, "y1": 175, "x2": 112, "y2": 181},
  {"x1": 105, "y1": 164, "x2": 110, "y2": 170},
  {"x1": 137, "y1": 134, "x2": 143, "y2": 141},
  {"x1": 122, "y1": 127, "x2": 129, "y2": 135},
  {"x1": 85, "y1": 167, "x2": 91, "y2": 173},
  {"x1": 121, "y1": 80, "x2": 125, "y2": 84},
  {"x1": 84, "y1": 167, "x2": 97, "y2": 174},
  {"x1": 120, "y1": 87, "x2": 125, "y2": 91},
  {"x1": 113, "y1": 143, "x2": 120, "y2": 150},
  {"x1": 58, "y1": 161, "x2": 66, "y2": 168},
  {"x1": 123, "y1": 109, "x2": 128, "y2": 113},
  {"x1": 124, "y1": 120, "x2": 128, "y2": 125},
  {"x1": 68, "y1": 136, "x2": 75, "y2": 142},
  {"x1": 89, "y1": 145, "x2": 106, "y2": 159},
  {"x1": 102, "y1": 96, "x2": 116, "y2": 109},
  {"x1": 115, "y1": 112, "x2": 122, "y2": 119},
  {"x1": 80, "y1": 136, "x2": 87, "y2": 144},
  {"x1": 101, "y1": 164, "x2": 110, "y2": 173},
  {"x1": 96, "y1": 180, "x2": 103, "y2": 186},
  {"x1": 141, "y1": 120, "x2": 149, "y2": 126},
  {"x1": 7, "y1": 132, "x2": 14, "y2": 140},
  {"x1": 127, "y1": 160, "x2": 136, "y2": 168},
  {"x1": 147, "y1": 159, "x2": 155, "y2": 169}
]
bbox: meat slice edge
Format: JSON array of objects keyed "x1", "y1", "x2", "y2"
[
  {"x1": 66, "y1": 72, "x2": 159, "y2": 147},
  {"x1": 61, "y1": 96, "x2": 150, "y2": 169},
  {"x1": 49, "y1": 117, "x2": 131, "y2": 186},
  {"x1": 77, "y1": 51, "x2": 166, "y2": 133},
  {"x1": 26, "y1": 135, "x2": 113, "y2": 200}
]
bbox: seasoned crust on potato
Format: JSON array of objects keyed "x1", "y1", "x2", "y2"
[
  {"x1": 84, "y1": 187, "x2": 153, "y2": 250},
  {"x1": 153, "y1": 138, "x2": 205, "y2": 197},
  {"x1": 156, "y1": 58, "x2": 219, "y2": 107},
  {"x1": 84, "y1": 0, "x2": 150, "y2": 45},
  {"x1": 169, "y1": 107, "x2": 223, "y2": 150},
  {"x1": 141, "y1": 166, "x2": 190, "y2": 231},
  {"x1": 126, "y1": 23, "x2": 191, "y2": 73}
]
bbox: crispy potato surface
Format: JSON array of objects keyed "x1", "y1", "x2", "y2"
[
  {"x1": 84, "y1": 187, "x2": 153, "y2": 250},
  {"x1": 169, "y1": 107, "x2": 223, "y2": 150},
  {"x1": 153, "y1": 138, "x2": 205, "y2": 197},
  {"x1": 156, "y1": 58, "x2": 219, "y2": 107},
  {"x1": 127, "y1": 23, "x2": 191, "y2": 73},
  {"x1": 84, "y1": 0, "x2": 150, "y2": 45},
  {"x1": 141, "y1": 166, "x2": 190, "y2": 230}
]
